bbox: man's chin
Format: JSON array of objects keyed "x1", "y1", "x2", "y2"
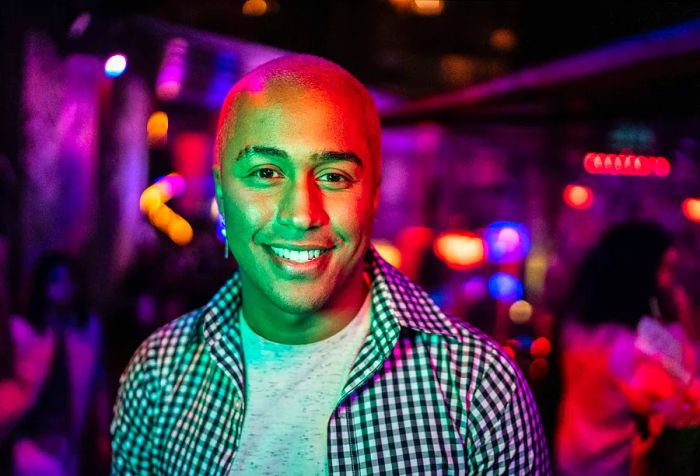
[{"x1": 268, "y1": 289, "x2": 329, "y2": 316}]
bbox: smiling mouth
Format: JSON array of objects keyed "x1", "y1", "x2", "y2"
[{"x1": 269, "y1": 246, "x2": 332, "y2": 263}]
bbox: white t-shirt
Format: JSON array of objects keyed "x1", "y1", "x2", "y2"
[{"x1": 229, "y1": 295, "x2": 371, "y2": 476}]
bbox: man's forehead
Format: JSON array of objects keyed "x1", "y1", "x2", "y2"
[{"x1": 234, "y1": 76, "x2": 358, "y2": 112}]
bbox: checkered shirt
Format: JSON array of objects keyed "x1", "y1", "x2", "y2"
[{"x1": 111, "y1": 248, "x2": 550, "y2": 475}]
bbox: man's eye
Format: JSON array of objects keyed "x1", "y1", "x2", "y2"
[
  {"x1": 320, "y1": 172, "x2": 346, "y2": 182},
  {"x1": 251, "y1": 168, "x2": 280, "y2": 179}
]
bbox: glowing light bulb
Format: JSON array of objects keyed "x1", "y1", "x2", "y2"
[{"x1": 105, "y1": 54, "x2": 127, "y2": 77}]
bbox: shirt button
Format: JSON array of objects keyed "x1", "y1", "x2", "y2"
[{"x1": 234, "y1": 399, "x2": 242, "y2": 410}]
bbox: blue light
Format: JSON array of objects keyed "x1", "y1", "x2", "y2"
[
  {"x1": 516, "y1": 334, "x2": 533, "y2": 351},
  {"x1": 484, "y1": 221, "x2": 530, "y2": 264},
  {"x1": 104, "y1": 54, "x2": 127, "y2": 77},
  {"x1": 488, "y1": 273, "x2": 523, "y2": 302},
  {"x1": 216, "y1": 215, "x2": 227, "y2": 243}
]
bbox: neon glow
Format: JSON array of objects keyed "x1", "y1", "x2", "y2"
[
  {"x1": 682, "y1": 198, "x2": 700, "y2": 223},
  {"x1": 563, "y1": 184, "x2": 594, "y2": 210},
  {"x1": 583, "y1": 152, "x2": 670, "y2": 177},
  {"x1": 140, "y1": 174, "x2": 193, "y2": 245},
  {"x1": 156, "y1": 38, "x2": 188, "y2": 101},
  {"x1": 484, "y1": 222, "x2": 530, "y2": 264},
  {"x1": 433, "y1": 231, "x2": 486, "y2": 270},
  {"x1": 488, "y1": 273, "x2": 523, "y2": 302},
  {"x1": 104, "y1": 54, "x2": 127, "y2": 77}
]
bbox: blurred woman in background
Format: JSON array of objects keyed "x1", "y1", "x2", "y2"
[
  {"x1": 556, "y1": 222, "x2": 700, "y2": 476},
  {"x1": 3, "y1": 252, "x2": 106, "y2": 476}
]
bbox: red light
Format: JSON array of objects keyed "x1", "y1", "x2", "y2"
[
  {"x1": 563, "y1": 184, "x2": 594, "y2": 210},
  {"x1": 583, "y1": 152, "x2": 670, "y2": 177},
  {"x1": 682, "y1": 198, "x2": 700, "y2": 223},
  {"x1": 530, "y1": 337, "x2": 552, "y2": 359},
  {"x1": 433, "y1": 231, "x2": 486, "y2": 270},
  {"x1": 502, "y1": 345, "x2": 516, "y2": 360},
  {"x1": 654, "y1": 157, "x2": 671, "y2": 177},
  {"x1": 529, "y1": 357, "x2": 549, "y2": 380}
]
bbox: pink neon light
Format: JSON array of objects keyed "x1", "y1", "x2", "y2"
[{"x1": 583, "y1": 152, "x2": 670, "y2": 177}]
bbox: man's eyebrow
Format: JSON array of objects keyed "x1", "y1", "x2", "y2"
[
  {"x1": 235, "y1": 145, "x2": 289, "y2": 161},
  {"x1": 314, "y1": 151, "x2": 364, "y2": 167}
]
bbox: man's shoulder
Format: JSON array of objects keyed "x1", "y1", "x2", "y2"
[
  {"x1": 125, "y1": 306, "x2": 208, "y2": 376},
  {"x1": 419, "y1": 314, "x2": 520, "y2": 387},
  {"x1": 372, "y1": 253, "x2": 516, "y2": 380}
]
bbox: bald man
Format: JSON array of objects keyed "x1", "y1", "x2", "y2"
[{"x1": 111, "y1": 55, "x2": 550, "y2": 475}]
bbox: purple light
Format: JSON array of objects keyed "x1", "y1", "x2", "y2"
[
  {"x1": 105, "y1": 54, "x2": 127, "y2": 77},
  {"x1": 156, "y1": 38, "x2": 188, "y2": 101},
  {"x1": 461, "y1": 276, "x2": 487, "y2": 303},
  {"x1": 484, "y1": 221, "x2": 530, "y2": 264}
]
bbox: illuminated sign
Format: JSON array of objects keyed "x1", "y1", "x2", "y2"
[{"x1": 583, "y1": 153, "x2": 670, "y2": 177}]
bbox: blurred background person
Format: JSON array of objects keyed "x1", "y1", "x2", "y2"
[
  {"x1": 0, "y1": 234, "x2": 54, "y2": 468},
  {"x1": 3, "y1": 252, "x2": 107, "y2": 476},
  {"x1": 555, "y1": 222, "x2": 700, "y2": 476}
]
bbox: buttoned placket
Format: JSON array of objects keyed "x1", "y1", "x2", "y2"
[{"x1": 205, "y1": 317, "x2": 247, "y2": 476}]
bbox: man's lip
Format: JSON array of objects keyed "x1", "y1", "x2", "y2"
[{"x1": 265, "y1": 243, "x2": 335, "y2": 251}]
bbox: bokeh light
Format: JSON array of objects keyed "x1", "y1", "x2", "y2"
[
  {"x1": 529, "y1": 357, "x2": 549, "y2": 380},
  {"x1": 563, "y1": 184, "x2": 594, "y2": 210},
  {"x1": 502, "y1": 345, "x2": 516, "y2": 360},
  {"x1": 242, "y1": 0, "x2": 268, "y2": 16},
  {"x1": 461, "y1": 276, "x2": 487, "y2": 303},
  {"x1": 156, "y1": 38, "x2": 188, "y2": 101},
  {"x1": 682, "y1": 198, "x2": 700, "y2": 222},
  {"x1": 434, "y1": 231, "x2": 486, "y2": 270},
  {"x1": 439, "y1": 54, "x2": 476, "y2": 86},
  {"x1": 168, "y1": 218, "x2": 194, "y2": 246},
  {"x1": 147, "y1": 111, "x2": 169, "y2": 148},
  {"x1": 654, "y1": 157, "x2": 671, "y2": 177},
  {"x1": 140, "y1": 174, "x2": 193, "y2": 246},
  {"x1": 488, "y1": 273, "x2": 524, "y2": 302},
  {"x1": 373, "y1": 240, "x2": 402, "y2": 269},
  {"x1": 530, "y1": 337, "x2": 552, "y2": 359},
  {"x1": 484, "y1": 222, "x2": 530, "y2": 264},
  {"x1": 490, "y1": 28, "x2": 517, "y2": 51},
  {"x1": 104, "y1": 54, "x2": 127, "y2": 77},
  {"x1": 509, "y1": 299, "x2": 533, "y2": 324},
  {"x1": 412, "y1": 0, "x2": 444, "y2": 15}
]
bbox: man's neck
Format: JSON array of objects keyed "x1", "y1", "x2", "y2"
[{"x1": 239, "y1": 268, "x2": 369, "y2": 345}]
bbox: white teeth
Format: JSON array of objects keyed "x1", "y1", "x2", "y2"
[{"x1": 270, "y1": 247, "x2": 326, "y2": 262}]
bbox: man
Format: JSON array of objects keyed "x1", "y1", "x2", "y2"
[{"x1": 111, "y1": 54, "x2": 550, "y2": 475}]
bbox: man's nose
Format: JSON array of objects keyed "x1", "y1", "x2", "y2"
[{"x1": 276, "y1": 176, "x2": 329, "y2": 230}]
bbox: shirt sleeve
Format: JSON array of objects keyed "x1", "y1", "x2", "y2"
[
  {"x1": 467, "y1": 347, "x2": 551, "y2": 475},
  {"x1": 111, "y1": 341, "x2": 158, "y2": 475}
]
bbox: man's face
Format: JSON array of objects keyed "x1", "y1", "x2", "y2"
[{"x1": 215, "y1": 82, "x2": 379, "y2": 315}]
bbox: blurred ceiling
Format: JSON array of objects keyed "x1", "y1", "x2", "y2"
[{"x1": 6, "y1": 0, "x2": 700, "y2": 99}]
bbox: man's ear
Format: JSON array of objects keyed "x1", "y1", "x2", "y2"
[{"x1": 213, "y1": 167, "x2": 225, "y2": 217}]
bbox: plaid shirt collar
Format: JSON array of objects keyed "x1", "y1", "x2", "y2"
[{"x1": 198, "y1": 247, "x2": 463, "y2": 399}]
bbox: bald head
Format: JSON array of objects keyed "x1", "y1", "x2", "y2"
[{"x1": 214, "y1": 54, "x2": 381, "y2": 181}]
